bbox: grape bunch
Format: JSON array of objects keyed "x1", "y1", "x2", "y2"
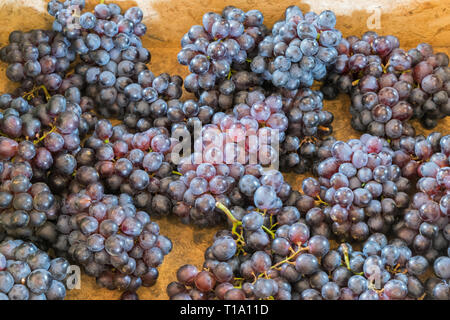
[
  {"x1": 0, "y1": 94, "x2": 87, "y2": 184},
  {"x1": 54, "y1": 189, "x2": 172, "y2": 297},
  {"x1": 251, "y1": 6, "x2": 341, "y2": 90},
  {"x1": 340, "y1": 33, "x2": 415, "y2": 139},
  {"x1": 320, "y1": 239, "x2": 428, "y2": 300},
  {"x1": 0, "y1": 93, "x2": 98, "y2": 197},
  {"x1": 166, "y1": 205, "x2": 319, "y2": 300},
  {"x1": 77, "y1": 60, "x2": 184, "y2": 129},
  {"x1": 48, "y1": 1, "x2": 185, "y2": 128},
  {"x1": 0, "y1": 29, "x2": 75, "y2": 95},
  {"x1": 167, "y1": 205, "x2": 445, "y2": 300},
  {"x1": 352, "y1": 43, "x2": 449, "y2": 136},
  {"x1": 299, "y1": 134, "x2": 412, "y2": 242},
  {"x1": 48, "y1": 0, "x2": 149, "y2": 62},
  {"x1": 390, "y1": 134, "x2": 449, "y2": 264},
  {"x1": 0, "y1": 239, "x2": 69, "y2": 300},
  {"x1": 194, "y1": 70, "x2": 265, "y2": 111},
  {"x1": 278, "y1": 88, "x2": 334, "y2": 172},
  {"x1": 320, "y1": 31, "x2": 401, "y2": 97},
  {"x1": 407, "y1": 45, "x2": 450, "y2": 129},
  {"x1": 286, "y1": 238, "x2": 426, "y2": 300},
  {"x1": 358, "y1": 235, "x2": 448, "y2": 300},
  {"x1": 178, "y1": 6, "x2": 267, "y2": 101},
  {"x1": 172, "y1": 158, "x2": 296, "y2": 227},
  {"x1": 165, "y1": 92, "x2": 298, "y2": 226},
  {"x1": 0, "y1": 164, "x2": 59, "y2": 246},
  {"x1": 48, "y1": 118, "x2": 177, "y2": 206},
  {"x1": 181, "y1": 102, "x2": 283, "y2": 166},
  {"x1": 73, "y1": 53, "x2": 183, "y2": 125},
  {"x1": 0, "y1": 1, "x2": 178, "y2": 299},
  {"x1": 321, "y1": 31, "x2": 450, "y2": 135}
]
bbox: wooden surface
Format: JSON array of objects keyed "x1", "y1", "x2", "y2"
[{"x1": 0, "y1": 0, "x2": 449, "y2": 300}]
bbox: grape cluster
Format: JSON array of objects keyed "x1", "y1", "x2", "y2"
[
  {"x1": 0, "y1": 239, "x2": 69, "y2": 300},
  {"x1": 0, "y1": 93, "x2": 91, "y2": 187},
  {"x1": 47, "y1": 0, "x2": 185, "y2": 131},
  {"x1": 390, "y1": 134, "x2": 449, "y2": 276},
  {"x1": 167, "y1": 212, "x2": 446, "y2": 300},
  {"x1": 74, "y1": 59, "x2": 186, "y2": 129},
  {"x1": 0, "y1": 91, "x2": 92, "y2": 247},
  {"x1": 37, "y1": 117, "x2": 175, "y2": 298},
  {"x1": 50, "y1": 118, "x2": 183, "y2": 222},
  {"x1": 177, "y1": 6, "x2": 336, "y2": 174},
  {"x1": 251, "y1": 6, "x2": 341, "y2": 90},
  {"x1": 172, "y1": 161, "x2": 295, "y2": 227},
  {"x1": 407, "y1": 45, "x2": 450, "y2": 128},
  {"x1": 0, "y1": 29, "x2": 75, "y2": 95},
  {"x1": 194, "y1": 70, "x2": 265, "y2": 111},
  {"x1": 54, "y1": 191, "x2": 172, "y2": 295},
  {"x1": 167, "y1": 205, "x2": 318, "y2": 300},
  {"x1": 180, "y1": 97, "x2": 285, "y2": 166},
  {"x1": 321, "y1": 31, "x2": 450, "y2": 135},
  {"x1": 358, "y1": 235, "x2": 448, "y2": 300},
  {"x1": 321, "y1": 239, "x2": 428, "y2": 300},
  {"x1": 178, "y1": 6, "x2": 267, "y2": 100},
  {"x1": 320, "y1": 31, "x2": 401, "y2": 97},
  {"x1": 0, "y1": 166, "x2": 59, "y2": 246},
  {"x1": 48, "y1": 0, "x2": 147, "y2": 59},
  {"x1": 278, "y1": 88, "x2": 334, "y2": 172},
  {"x1": 300, "y1": 134, "x2": 411, "y2": 241}
]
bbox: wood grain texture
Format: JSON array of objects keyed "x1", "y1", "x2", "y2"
[{"x1": 0, "y1": 0, "x2": 449, "y2": 300}]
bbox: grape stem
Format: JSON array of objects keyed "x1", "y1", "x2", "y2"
[
  {"x1": 314, "y1": 196, "x2": 329, "y2": 207},
  {"x1": 368, "y1": 280, "x2": 384, "y2": 296},
  {"x1": 0, "y1": 133, "x2": 21, "y2": 142},
  {"x1": 33, "y1": 126, "x2": 57, "y2": 145},
  {"x1": 270, "y1": 245, "x2": 309, "y2": 271},
  {"x1": 233, "y1": 277, "x2": 244, "y2": 289},
  {"x1": 216, "y1": 202, "x2": 240, "y2": 225},
  {"x1": 23, "y1": 85, "x2": 51, "y2": 102},
  {"x1": 261, "y1": 226, "x2": 275, "y2": 239},
  {"x1": 341, "y1": 244, "x2": 364, "y2": 275},
  {"x1": 342, "y1": 243, "x2": 351, "y2": 271},
  {"x1": 382, "y1": 62, "x2": 390, "y2": 74},
  {"x1": 386, "y1": 263, "x2": 408, "y2": 275},
  {"x1": 300, "y1": 136, "x2": 318, "y2": 147},
  {"x1": 215, "y1": 202, "x2": 246, "y2": 251},
  {"x1": 269, "y1": 215, "x2": 278, "y2": 231},
  {"x1": 216, "y1": 202, "x2": 276, "y2": 241},
  {"x1": 318, "y1": 125, "x2": 331, "y2": 133}
]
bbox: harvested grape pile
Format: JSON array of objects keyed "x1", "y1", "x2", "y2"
[{"x1": 0, "y1": 0, "x2": 449, "y2": 300}]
